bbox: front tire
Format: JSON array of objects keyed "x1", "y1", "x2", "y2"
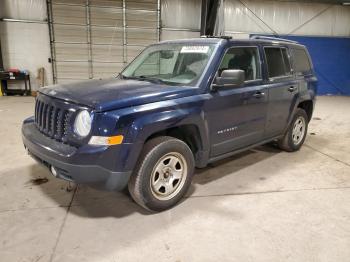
[
  {"x1": 278, "y1": 108, "x2": 308, "y2": 152},
  {"x1": 128, "y1": 136, "x2": 195, "y2": 212}
]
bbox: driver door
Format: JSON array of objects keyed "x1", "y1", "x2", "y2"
[{"x1": 205, "y1": 46, "x2": 269, "y2": 157}]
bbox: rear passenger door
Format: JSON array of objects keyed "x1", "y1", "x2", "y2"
[{"x1": 263, "y1": 46, "x2": 298, "y2": 138}]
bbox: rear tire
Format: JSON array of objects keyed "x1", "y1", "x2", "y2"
[
  {"x1": 128, "y1": 136, "x2": 195, "y2": 212},
  {"x1": 278, "y1": 108, "x2": 308, "y2": 152}
]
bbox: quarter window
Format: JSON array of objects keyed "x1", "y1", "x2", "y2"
[
  {"x1": 218, "y1": 47, "x2": 261, "y2": 81},
  {"x1": 264, "y1": 47, "x2": 292, "y2": 78},
  {"x1": 293, "y1": 48, "x2": 311, "y2": 74}
]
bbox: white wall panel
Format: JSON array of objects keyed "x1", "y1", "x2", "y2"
[
  {"x1": 0, "y1": 22, "x2": 53, "y2": 90},
  {"x1": 224, "y1": 0, "x2": 350, "y2": 37},
  {"x1": 0, "y1": 0, "x2": 46, "y2": 21},
  {"x1": 0, "y1": 0, "x2": 51, "y2": 90}
]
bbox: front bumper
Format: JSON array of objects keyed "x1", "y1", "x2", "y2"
[{"x1": 22, "y1": 118, "x2": 132, "y2": 191}]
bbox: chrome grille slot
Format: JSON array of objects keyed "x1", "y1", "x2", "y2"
[
  {"x1": 38, "y1": 100, "x2": 44, "y2": 128},
  {"x1": 49, "y1": 107, "x2": 57, "y2": 137},
  {"x1": 34, "y1": 97, "x2": 74, "y2": 143},
  {"x1": 63, "y1": 111, "x2": 72, "y2": 136},
  {"x1": 41, "y1": 103, "x2": 47, "y2": 131},
  {"x1": 45, "y1": 106, "x2": 52, "y2": 133},
  {"x1": 56, "y1": 109, "x2": 64, "y2": 139},
  {"x1": 34, "y1": 99, "x2": 39, "y2": 124},
  {"x1": 62, "y1": 111, "x2": 71, "y2": 143}
]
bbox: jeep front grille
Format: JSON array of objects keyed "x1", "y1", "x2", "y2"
[{"x1": 34, "y1": 98, "x2": 71, "y2": 142}]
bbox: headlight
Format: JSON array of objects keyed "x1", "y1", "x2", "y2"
[{"x1": 74, "y1": 110, "x2": 92, "y2": 137}]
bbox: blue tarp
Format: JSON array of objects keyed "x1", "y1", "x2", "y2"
[{"x1": 252, "y1": 35, "x2": 350, "y2": 95}]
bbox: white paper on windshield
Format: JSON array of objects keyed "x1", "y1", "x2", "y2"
[{"x1": 180, "y1": 46, "x2": 209, "y2": 54}]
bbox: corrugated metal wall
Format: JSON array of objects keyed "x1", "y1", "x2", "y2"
[
  {"x1": 224, "y1": 0, "x2": 350, "y2": 37},
  {"x1": 221, "y1": 0, "x2": 350, "y2": 95},
  {"x1": 1, "y1": 0, "x2": 350, "y2": 94},
  {"x1": 48, "y1": 0, "x2": 160, "y2": 83}
]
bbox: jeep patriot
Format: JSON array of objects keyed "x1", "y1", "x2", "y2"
[{"x1": 22, "y1": 36, "x2": 317, "y2": 211}]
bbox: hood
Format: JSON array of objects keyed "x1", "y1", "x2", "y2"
[{"x1": 39, "y1": 78, "x2": 198, "y2": 112}]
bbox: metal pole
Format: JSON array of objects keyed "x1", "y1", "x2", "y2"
[
  {"x1": 157, "y1": 0, "x2": 161, "y2": 42},
  {"x1": 0, "y1": 35, "x2": 4, "y2": 70},
  {"x1": 122, "y1": 0, "x2": 127, "y2": 65},
  {"x1": 86, "y1": 0, "x2": 93, "y2": 79},
  {"x1": 200, "y1": 0, "x2": 207, "y2": 36},
  {"x1": 46, "y1": 0, "x2": 57, "y2": 84},
  {"x1": 0, "y1": 18, "x2": 47, "y2": 24}
]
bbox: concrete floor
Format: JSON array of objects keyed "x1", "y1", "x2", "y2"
[{"x1": 0, "y1": 96, "x2": 349, "y2": 262}]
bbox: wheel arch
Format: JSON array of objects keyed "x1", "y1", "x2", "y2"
[
  {"x1": 147, "y1": 124, "x2": 202, "y2": 153},
  {"x1": 124, "y1": 108, "x2": 210, "y2": 169},
  {"x1": 297, "y1": 100, "x2": 313, "y2": 122},
  {"x1": 144, "y1": 123, "x2": 209, "y2": 168}
]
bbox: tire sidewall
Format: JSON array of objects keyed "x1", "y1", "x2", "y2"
[
  {"x1": 287, "y1": 109, "x2": 308, "y2": 151},
  {"x1": 137, "y1": 139, "x2": 194, "y2": 211}
]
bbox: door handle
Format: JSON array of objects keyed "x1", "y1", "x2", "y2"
[
  {"x1": 288, "y1": 86, "x2": 296, "y2": 92},
  {"x1": 253, "y1": 91, "x2": 265, "y2": 98}
]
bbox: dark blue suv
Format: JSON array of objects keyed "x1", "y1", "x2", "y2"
[{"x1": 22, "y1": 36, "x2": 317, "y2": 211}]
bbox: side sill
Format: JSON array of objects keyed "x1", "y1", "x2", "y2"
[{"x1": 208, "y1": 135, "x2": 283, "y2": 164}]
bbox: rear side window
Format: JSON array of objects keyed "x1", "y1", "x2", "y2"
[
  {"x1": 281, "y1": 49, "x2": 292, "y2": 73},
  {"x1": 293, "y1": 48, "x2": 311, "y2": 75},
  {"x1": 264, "y1": 47, "x2": 292, "y2": 78}
]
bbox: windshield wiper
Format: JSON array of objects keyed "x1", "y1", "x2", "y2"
[{"x1": 122, "y1": 75, "x2": 167, "y2": 84}]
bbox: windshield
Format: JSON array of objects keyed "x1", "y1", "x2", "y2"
[{"x1": 121, "y1": 43, "x2": 216, "y2": 86}]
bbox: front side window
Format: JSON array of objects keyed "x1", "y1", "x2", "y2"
[
  {"x1": 218, "y1": 47, "x2": 261, "y2": 81},
  {"x1": 121, "y1": 43, "x2": 216, "y2": 86},
  {"x1": 264, "y1": 47, "x2": 292, "y2": 78}
]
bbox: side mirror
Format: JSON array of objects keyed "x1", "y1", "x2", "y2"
[{"x1": 213, "y1": 69, "x2": 245, "y2": 89}]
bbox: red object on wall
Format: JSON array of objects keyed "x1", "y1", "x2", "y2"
[{"x1": 8, "y1": 68, "x2": 20, "y2": 73}]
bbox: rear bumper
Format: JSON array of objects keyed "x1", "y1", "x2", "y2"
[{"x1": 22, "y1": 118, "x2": 132, "y2": 190}]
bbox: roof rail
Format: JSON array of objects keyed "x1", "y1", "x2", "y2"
[
  {"x1": 250, "y1": 35, "x2": 298, "y2": 44},
  {"x1": 200, "y1": 35, "x2": 232, "y2": 40}
]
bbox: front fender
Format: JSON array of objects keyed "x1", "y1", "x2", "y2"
[
  {"x1": 128, "y1": 107, "x2": 208, "y2": 147},
  {"x1": 126, "y1": 109, "x2": 207, "y2": 168},
  {"x1": 113, "y1": 95, "x2": 211, "y2": 171}
]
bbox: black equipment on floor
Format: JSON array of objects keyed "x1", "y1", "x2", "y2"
[{"x1": 0, "y1": 71, "x2": 32, "y2": 96}]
